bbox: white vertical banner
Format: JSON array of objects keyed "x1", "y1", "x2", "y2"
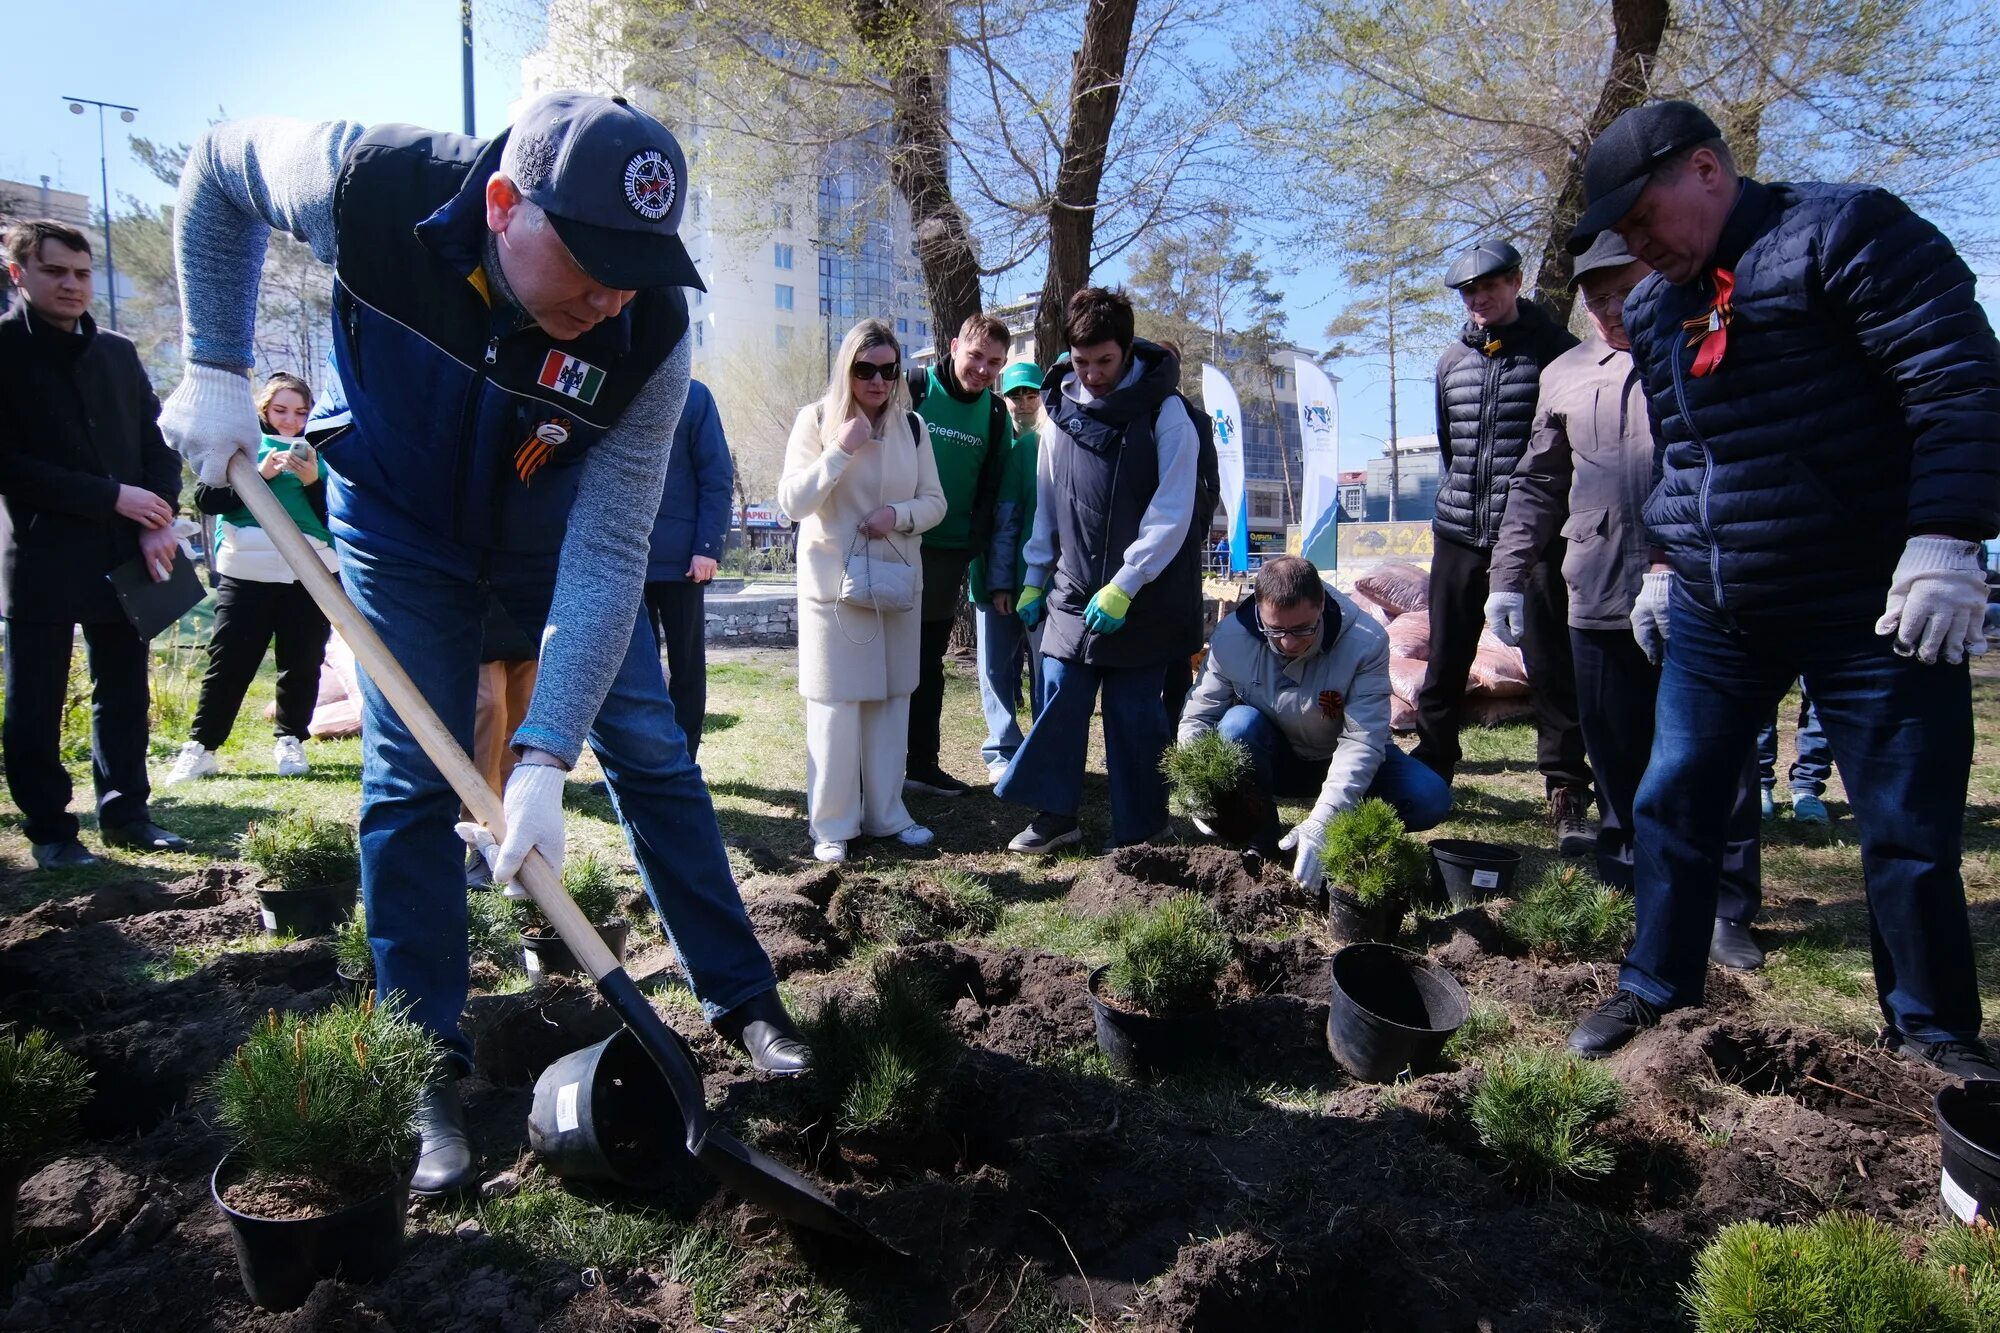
[
  {"x1": 1293, "y1": 355, "x2": 1342, "y2": 569},
  {"x1": 1200, "y1": 363, "x2": 1249, "y2": 573}
]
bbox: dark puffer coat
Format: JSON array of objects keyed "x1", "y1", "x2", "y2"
[
  {"x1": 1432, "y1": 299, "x2": 1578, "y2": 549},
  {"x1": 1624, "y1": 178, "x2": 2000, "y2": 622}
]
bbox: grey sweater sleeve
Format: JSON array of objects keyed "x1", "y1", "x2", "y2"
[
  {"x1": 513, "y1": 332, "x2": 692, "y2": 766},
  {"x1": 175, "y1": 118, "x2": 364, "y2": 369}
]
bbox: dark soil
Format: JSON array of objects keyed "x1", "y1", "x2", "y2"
[
  {"x1": 218, "y1": 1166, "x2": 403, "y2": 1222},
  {"x1": 0, "y1": 845, "x2": 1957, "y2": 1330}
]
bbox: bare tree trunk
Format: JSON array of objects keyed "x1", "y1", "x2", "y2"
[
  {"x1": 1030, "y1": 0, "x2": 1143, "y2": 358},
  {"x1": 1528, "y1": 0, "x2": 1671, "y2": 323}
]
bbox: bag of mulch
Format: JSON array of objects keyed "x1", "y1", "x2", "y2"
[
  {"x1": 1468, "y1": 642, "x2": 1530, "y2": 698},
  {"x1": 1387, "y1": 614, "x2": 1431, "y2": 661},
  {"x1": 1389, "y1": 655, "x2": 1429, "y2": 704},
  {"x1": 1350, "y1": 590, "x2": 1396, "y2": 626},
  {"x1": 1466, "y1": 695, "x2": 1534, "y2": 727},
  {"x1": 1389, "y1": 694, "x2": 1419, "y2": 733},
  {"x1": 1354, "y1": 560, "x2": 1430, "y2": 616}
]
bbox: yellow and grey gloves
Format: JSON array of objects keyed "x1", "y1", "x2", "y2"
[
  {"x1": 1630, "y1": 569, "x2": 1674, "y2": 666},
  {"x1": 1482, "y1": 590, "x2": 1526, "y2": 646},
  {"x1": 1877, "y1": 536, "x2": 1989, "y2": 665},
  {"x1": 1278, "y1": 815, "x2": 1328, "y2": 893},
  {"x1": 1017, "y1": 584, "x2": 1046, "y2": 629},
  {"x1": 1083, "y1": 584, "x2": 1131, "y2": 634},
  {"x1": 160, "y1": 364, "x2": 261, "y2": 485}
]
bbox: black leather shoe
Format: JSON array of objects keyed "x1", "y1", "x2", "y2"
[
  {"x1": 1709, "y1": 918, "x2": 1766, "y2": 971},
  {"x1": 410, "y1": 1076, "x2": 478, "y2": 1196},
  {"x1": 715, "y1": 989, "x2": 811, "y2": 1075},
  {"x1": 1567, "y1": 990, "x2": 1662, "y2": 1058},
  {"x1": 31, "y1": 839, "x2": 99, "y2": 870},
  {"x1": 1879, "y1": 1028, "x2": 2000, "y2": 1081},
  {"x1": 101, "y1": 821, "x2": 188, "y2": 853}
]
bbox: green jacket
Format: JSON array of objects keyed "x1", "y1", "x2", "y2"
[{"x1": 970, "y1": 425, "x2": 1038, "y2": 603}]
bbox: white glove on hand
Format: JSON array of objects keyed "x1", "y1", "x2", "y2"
[
  {"x1": 456, "y1": 761, "x2": 568, "y2": 893},
  {"x1": 1875, "y1": 536, "x2": 1989, "y2": 665},
  {"x1": 1278, "y1": 816, "x2": 1328, "y2": 893},
  {"x1": 1483, "y1": 590, "x2": 1526, "y2": 646},
  {"x1": 453, "y1": 821, "x2": 527, "y2": 900},
  {"x1": 160, "y1": 364, "x2": 261, "y2": 485},
  {"x1": 1630, "y1": 569, "x2": 1675, "y2": 667}
]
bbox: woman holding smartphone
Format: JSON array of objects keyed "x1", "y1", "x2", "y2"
[{"x1": 165, "y1": 371, "x2": 336, "y2": 782}]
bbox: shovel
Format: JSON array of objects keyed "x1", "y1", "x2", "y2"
[{"x1": 221, "y1": 453, "x2": 875, "y2": 1245}]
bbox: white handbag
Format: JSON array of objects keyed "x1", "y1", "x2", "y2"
[{"x1": 839, "y1": 531, "x2": 916, "y2": 614}]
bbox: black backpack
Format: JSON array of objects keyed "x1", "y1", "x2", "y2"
[{"x1": 1171, "y1": 390, "x2": 1222, "y2": 539}]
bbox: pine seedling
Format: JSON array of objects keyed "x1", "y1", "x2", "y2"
[
  {"x1": 0, "y1": 1027, "x2": 93, "y2": 1168},
  {"x1": 331, "y1": 904, "x2": 373, "y2": 980},
  {"x1": 1805, "y1": 1213, "x2": 1971, "y2": 1332},
  {"x1": 1105, "y1": 894, "x2": 1231, "y2": 1016},
  {"x1": 1467, "y1": 1045, "x2": 1624, "y2": 1195},
  {"x1": 1321, "y1": 799, "x2": 1426, "y2": 907},
  {"x1": 803, "y1": 956, "x2": 960, "y2": 1132},
  {"x1": 211, "y1": 994, "x2": 441, "y2": 1182},
  {"x1": 1159, "y1": 732, "x2": 1252, "y2": 818},
  {"x1": 467, "y1": 890, "x2": 524, "y2": 963},
  {"x1": 1503, "y1": 865, "x2": 1634, "y2": 960},
  {"x1": 1686, "y1": 1213, "x2": 1985, "y2": 1332},
  {"x1": 1929, "y1": 1217, "x2": 2000, "y2": 1326},
  {"x1": 1684, "y1": 1220, "x2": 1835, "y2": 1333},
  {"x1": 560, "y1": 853, "x2": 623, "y2": 925},
  {"x1": 238, "y1": 814, "x2": 359, "y2": 891}
]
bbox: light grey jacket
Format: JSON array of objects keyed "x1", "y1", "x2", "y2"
[{"x1": 1178, "y1": 581, "x2": 1393, "y2": 826}]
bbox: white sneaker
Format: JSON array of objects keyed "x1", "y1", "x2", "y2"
[
  {"x1": 273, "y1": 736, "x2": 309, "y2": 777},
  {"x1": 164, "y1": 741, "x2": 217, "y2": 785},
  {"x1": 986, "y1": 760, "x2": 1010, "y2": 784},
  {"x1": 813, "y1": 840, "x2": 848, "y2": 863},
  {"x1": 895, "y1": 824, "x2": 934, "y2": 848}
]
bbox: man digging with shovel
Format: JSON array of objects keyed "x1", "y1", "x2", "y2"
[{"x1": 160, "y1": 93, "x2": 811, "y2": 1197}]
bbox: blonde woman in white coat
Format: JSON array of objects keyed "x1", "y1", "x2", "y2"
[{"x1": 779, "y1": 319, "x2": 948, "y2": 863}]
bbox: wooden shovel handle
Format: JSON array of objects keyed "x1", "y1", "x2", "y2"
[{"x1": 221, "y1": 452, "x2": 618, "y2": 978}]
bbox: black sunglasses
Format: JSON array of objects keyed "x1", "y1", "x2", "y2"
[{"x1": 851, "y1": 360, "x2": 901, "y2": 382}]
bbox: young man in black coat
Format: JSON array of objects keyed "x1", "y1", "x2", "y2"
[{"x1": 0, "y1": 220, "x2": 187, "y2": 867}]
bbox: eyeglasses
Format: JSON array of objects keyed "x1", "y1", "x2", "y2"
[
  {"x1": 1581, "y1": 285, "x2": 1640, "y2": 314},
  {"x1": 850, "y1": 360, "x2": 901, "y2": 382},
  {"x1": 1257, "y1": 616, "x2": 1321, "y2": 641}
]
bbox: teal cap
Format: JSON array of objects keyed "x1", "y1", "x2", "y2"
[{"x1": 1000, "y1": 362, "x2": 1043, "y2": 395}]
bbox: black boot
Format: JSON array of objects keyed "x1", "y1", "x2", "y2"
[
  {"x1": 1709, "y1": 918, "x2": 1766, "y2": 971},
  {"x1": 410, "y1": 1074, "x2": 478, "y2": 1196},
  {"x1": 715, "y1": 989, "x2": 811, "y2": 1075}
]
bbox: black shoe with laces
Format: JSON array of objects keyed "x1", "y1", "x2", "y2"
[
  {"x1": 1879, "y1": 1027, "x2": 2000, "y2": 1081},
  {"x1": 903, "y1": 765, "x2": 970, "y2": 798},
  {"x1": 1568, "y1": 989, "x2": 1662, "y2": 1058},
  {"x1": 1551, "y1": 787, "x2": 1597, "y2": 858}
]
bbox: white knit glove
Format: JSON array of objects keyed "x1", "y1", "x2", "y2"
[
  {"x1": 1630, "y1": 570, "x2": 1674, "y2": 667},
  {"x1": 1876, "y1": 536, "x2": 1989, "y2": 665},
  {"x1": 1278, "y1": 816, "x2": 1328, "y2": 893},
  {"x1": 160, "y1": 363, "x2": 261, "y2": 485},
  {"x1": 454, "y1": 761, "x2": 568, "y2": 895},
  {"x1": 1483, "y1": 590, "x2": 1526, "y2": 646}
]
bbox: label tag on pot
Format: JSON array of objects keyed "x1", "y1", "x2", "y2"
[
  {"x1": 1472, "y1": 869, "x2": 1500, "y2": 889},
  {"x1": 556, "y1": 1081, "x2": 580, "y2": 1134},
  {"x1": 1942, "y1": 1167, "x2": 1981, "y2": 1222},
  {"x1": 261, "y1": 908, "x2": 278, "y2": 931},
  {"x1": 524, "y1": 950, "x2": 542, "y2": 976}
]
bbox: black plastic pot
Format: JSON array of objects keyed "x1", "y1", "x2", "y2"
[
  {"x1": 1086, "y1": 964, "x2": 1218, "y2": 1077},
  {"x1": 1203, "y1": 781, "x2": 1277, "y2": 847},
  {"x1": 1428, "y1": 840, "x2": 1522, "y2": 908},
  {"x1": 256, "y1": 878, "x2": 358, "y2": 938},
  {"x1": 211, "y1": 1154, "x2": 409, "y2": 1312},
  {"x1": 529, "y1": 1028, "x2": 696, "y2": 1189},
  {"x1": 1329, "y1": 888, "x2": 1405, "y2": 946},
  {"x1": 1327, "y1": 944, "x2": 1469, "y2": 1083},
  {"x1": 1937, "y1": 1081, "x2": 2000, "y2": 1223},
  {"x1": 335, "y1": 966, "x2": 372, "y2": 999},
  {"x1": 521, "y1": 921, "x2": 631, "y2": 983}
]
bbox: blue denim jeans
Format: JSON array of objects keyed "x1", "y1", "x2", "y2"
[
  {"x1": 974, "y1": 604, "x2": 1045, "y2": 766},
  {"x1": 1621, "y1": 584, "x2": 1979, "y2": 1042},
  {"x1": 1757, "y1": 686, "x2": 1832, "y2": 797},
  {"x1": 337, "y1": 542, "x2": 777, "y2": 1068},
  {"x1": 996, "y1": 654, "x2": 1169, "y2": 844},
  {"x1": 1216, "y1": 704, "x2": 1452, "y2": 844}
]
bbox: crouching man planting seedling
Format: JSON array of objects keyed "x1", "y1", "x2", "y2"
[{"x1": 1177, "y1": 556, "x2": 1451, "y2": 890}]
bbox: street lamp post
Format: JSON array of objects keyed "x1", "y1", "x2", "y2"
[
  {"x1": 63, "y1": 96, "x2": 137, "y2": 331},
  {"x1": 460, "y1": 0, "x2": 476, "y2": 136}
]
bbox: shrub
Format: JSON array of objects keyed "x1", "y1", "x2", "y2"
[
  {"x1": 331, "y1": 904, "x2": 373, "y2": 980},
  {"x1": 1929, "y1": 1218, "x2": 2000, "y2": 1326},
  {"x1": 1467, "y1": 1045, "x2": 1624, "y2": 1194},
  {"x1": 1104, "y1": 894, "x2": 1231, "y2": 1016},
  {"x1": 1503, "y1": 865, "x2": 1634, "y2": 960},
  {"x1": 1159, "y1": 732, "x2": 1252, "y2": 818},
  {"x1": 211, "y1": 994, "x2": 440, "y2": 1185},
  {"x1": 1686, "y1": 1213, "x2": 1983, "y2": 1332},
  {"x1": 1321, "y1": 799, "x2": 1426, "y2": 906},
  {"x1": 803, "y1": 957, "x2": 960, "y2": 1132},
  {"x1": 239, "y1": 814, "x2": 359, "y2": 891},
  {"x1": 0, "y1": 1027, "x2": 93, "y2": 1167},
  {"x1": 519, "y1": 853, "x2": 624, "y2": 931},
  {"x1": 467, "y1": 890, "x2": 524, "y2": 964}
]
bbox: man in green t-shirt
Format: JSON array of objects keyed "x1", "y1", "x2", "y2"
[
  {"x1": 970, "y1": 361, "x2": 1046, "y2": 781},
  {"x1": 904, "y1": 312, "x2": 1013, "y2": 797}
]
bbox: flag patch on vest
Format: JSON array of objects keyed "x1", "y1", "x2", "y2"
[{"x1": 538, "y1": 352, "x2": 605, "y2": 404}]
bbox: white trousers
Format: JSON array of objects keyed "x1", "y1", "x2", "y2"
[{"x1": 805, "y1": 695, "x2": 918, "y2": 843}]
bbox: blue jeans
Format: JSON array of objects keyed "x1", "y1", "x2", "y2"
[
  {"x1": 1570, "y1": 626, "x2": 1760, "y2": 918},
  {"x1": 338, "y1": 543, "x2": 777, "y2": 1068},
  {"x1": 996, "y1": 654, "x2": 1169, "y2": 844},
  {"x1": 1216, "y1": 705, "x2": 1451, "y2": 843},
  {"x1": 1621, "y1": 584, "x2": 1979, "y2": 1042},
  {"x1": 974, "y1": 604, "x2": 1045, "y2": 766},
  {"x1": 1757, "y1": 686, "x2": 1832, "y2": 797}
]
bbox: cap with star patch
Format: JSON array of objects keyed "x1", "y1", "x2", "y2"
[{"x1": 500, "y1": 91, "x2": 706, "y2": 293}]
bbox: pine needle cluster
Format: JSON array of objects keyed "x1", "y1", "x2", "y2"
[
  {"x1": 0, "y1": 1027, "x2": 93, "y2": 1166},
  {"x1": 1503, "y1": 865, "x2": 1634, "y2": 960},
  {"x1": 238, "y1": 814, "x2": 359, "y2": 891},
  {"x1": 1467, "y1": 1044, "x2": 1624, "y2": 1194},
  {"x1": 803, "y1": 958, "x2": 961, "y2": 1132},
  {"x1": 1105, "y1": 894, "x2": 1231, "y2": 1016},
  {"x1": 1322, "y1": 799, "x2": 1426, "y2": 907},
  {"x1": 1159, "y1": 732, "x2": 1253, "y2": 817}
]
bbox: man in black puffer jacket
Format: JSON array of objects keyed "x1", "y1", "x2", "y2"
[
  {"x1": 1418, "y1": 240, "x2": 1593, "y2": 854},
  {"x1": 1562, "y1": 102, "x2": 2000, "y2": 1080}
]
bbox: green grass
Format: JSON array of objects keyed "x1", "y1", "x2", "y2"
[
  {"x1": 146, "y1": 928, "x2": 300, "y2": 982},
  {"x1": 1442, "y1": 999, "x2": 1513, "y2": 1062},
  {"x1": 477, "y1": 1181, "x2": 740, "y2": 1314},
  {"x1": 1502, "y1": 865, "x2": 1634, "y2": 961}
]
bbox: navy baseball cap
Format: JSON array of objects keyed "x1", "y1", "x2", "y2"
[
  {"x1": 1567, "y1": 100, "x2": 1723, "y2": 253},
  {"x1": 500, "y1": 91, "x2": 706, "y2": 292}
]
